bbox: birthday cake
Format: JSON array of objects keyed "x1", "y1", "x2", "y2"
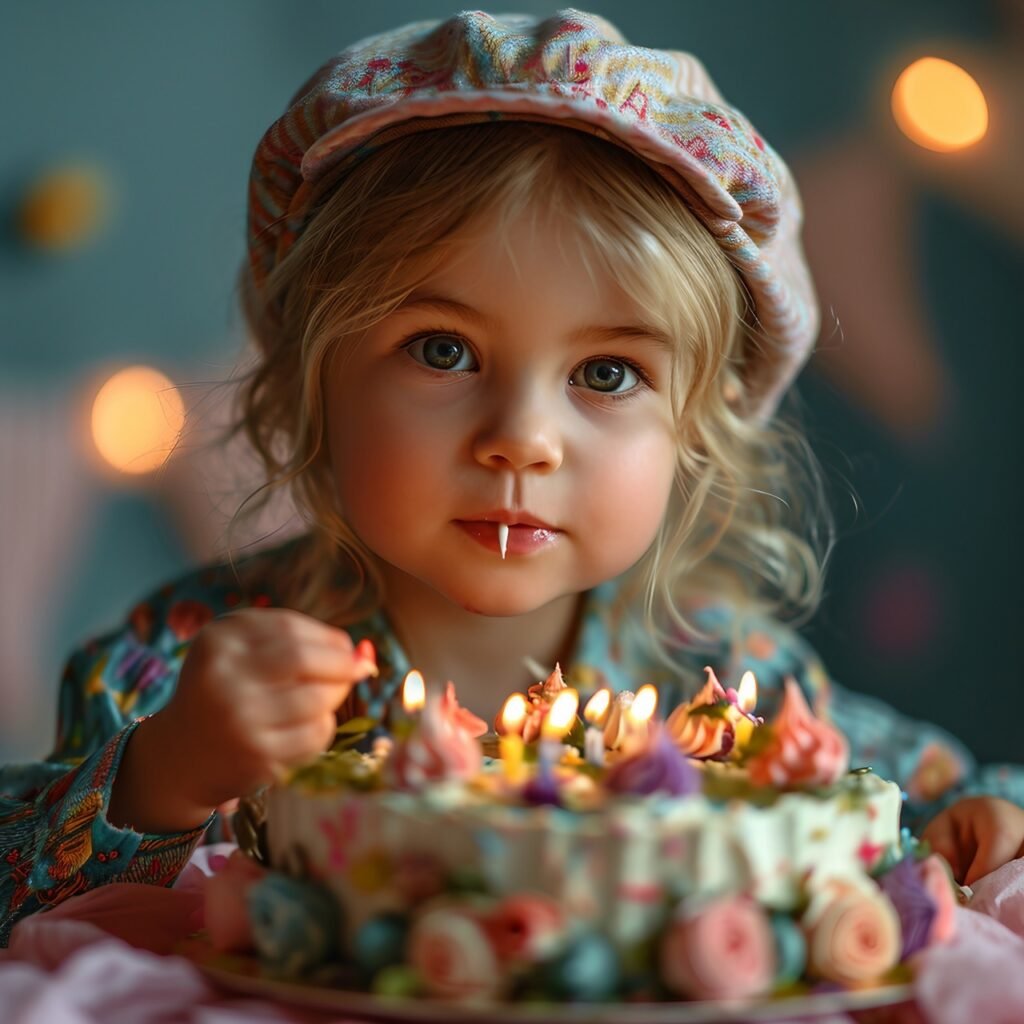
[{"x1": 208, "y1": 661, "x2": 958, "y2": 1005}]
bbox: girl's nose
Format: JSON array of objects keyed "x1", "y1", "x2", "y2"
[{"x1": 470, "y1": 385, "x2": 564, "y2": 473}]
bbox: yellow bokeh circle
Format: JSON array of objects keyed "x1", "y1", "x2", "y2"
[
  {"x1": 90, "y1": 366, "x2": 185, "y2": 474},
  {"x1": 892, "y1": 57, "x2": 988, "y2": 153}
]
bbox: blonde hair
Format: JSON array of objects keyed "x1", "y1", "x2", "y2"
[{"x1": 234, "y1": 121, "x2": 832, "y2": 675}]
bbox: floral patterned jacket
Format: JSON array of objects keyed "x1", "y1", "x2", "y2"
[{"x1": 2, "y1": 535, "x2": 1020, "y2": 945}]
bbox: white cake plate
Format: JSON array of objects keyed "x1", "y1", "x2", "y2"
[{"x1": 193, "y1": 950, "x2": 913, "y2": 1024}]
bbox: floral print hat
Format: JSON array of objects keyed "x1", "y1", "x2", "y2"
[{"x1": 247, "y1": 9, "x2": 820, "y2": 419}]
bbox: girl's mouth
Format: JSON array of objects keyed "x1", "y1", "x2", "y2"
[{"x1": 455, "y1": 520, "x2": 561, "y2": 556}]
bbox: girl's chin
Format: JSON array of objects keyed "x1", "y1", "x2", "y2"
[{"x1": 442, "y1": 580, "x2": 571, "y2": 618}]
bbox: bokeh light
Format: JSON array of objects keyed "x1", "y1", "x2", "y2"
[
  {"x1": 17, "y1": 163, "x2": 112, "y2": 251},
  {"x1": 90, "y1": 366, "x2": 185, "y2": 474},
  {"x1": 891, "y1": 57, "x2": 988, "y2": 152}
]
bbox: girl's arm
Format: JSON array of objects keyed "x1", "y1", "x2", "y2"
[
  {"x1": 0, "y1": 557, "x2": 271, "y2": 946},
  {"x1": 0, "y1": 591, "x2": 220, "y2": 946}
]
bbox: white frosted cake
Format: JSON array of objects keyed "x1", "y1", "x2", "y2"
[{"x1": 210, "y1": 667, "x2": 958, "y2": 1005}]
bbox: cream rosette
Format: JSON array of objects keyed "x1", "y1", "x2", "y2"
[
  {"x1": 660, "y1": 896, "x2": 776, "y2": 1001},
  {"x1": 801, "y1": 880, "x2": 901, "y2": 985},
  {"x1": 408, "y1": 906, "x2": 503, "y2": 1001}
]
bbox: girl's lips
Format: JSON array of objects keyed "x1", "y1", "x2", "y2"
[{"x1": 455, "y1": 520, "x2": 560, "y2": 555}]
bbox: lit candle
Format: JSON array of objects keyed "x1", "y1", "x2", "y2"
[
  {"x1": 498, "y1": 693, "x2": 528, "y2": 784},
  {"x1": 539, "y1": 688, "x2": 579, "y2": 774},
  {"x1": 402, "y1": 670, "x2": 426, "y2": 717},
  {"x1": 625, "y1": 683, "x2": 658, "y2": 750},
  {"x1": 728, "y1": 671, "x2": 759, "y2": 751},
  {"x1": 582, "y1": 688, "x2": 611, "y2": 766}
]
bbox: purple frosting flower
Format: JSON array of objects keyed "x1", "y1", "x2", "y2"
[
  {"x1": 605, "y1": 728, "x2": 700, "y2": 797},
  {"x1": 877, "y1": 856, "x2": 938, "y2": 958}
]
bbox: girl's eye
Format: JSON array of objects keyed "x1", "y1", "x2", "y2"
[
  {"x1": 405, "y1": 333, "x2": 477, "y2": 372},
  {"x1": 570, "y1": 357, "x2": 642, "y2": 396}
]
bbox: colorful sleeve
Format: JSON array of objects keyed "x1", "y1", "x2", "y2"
[
  {"x1": 0, "y1": 580, "x2": 224, "y2": 946},
  {"x1": 684, "y1": 603, "x2": 1024, "y2": 833}
]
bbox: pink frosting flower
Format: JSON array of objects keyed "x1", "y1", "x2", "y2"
[
  {"x1": 802, "y1": 881, "x2": 901, "y2": 985},
  {"x1": 202, "y1": 850, "x2": 268, "y2": 953},
  {"x1": 390, "y1": 691, "x2": 482, "y2": 790},
  {"x1": 660, "y1": 896, "x2": 776, "y2": 1001},
  {"x1": 486, "y1": 893, "x2": 567, "y2": 964},
  {"x1": 440, "y1": 681, "x2": 487, "y2": 738},
  {"x1": 409, "y1": 906, "x2": 503, "y2": 1001},
  {"x1": 918, "y1": 855, "x2": 957, "y2": 944},
  {"x1": 747, "y1": 679, "x2": 849, "y2": 787}
]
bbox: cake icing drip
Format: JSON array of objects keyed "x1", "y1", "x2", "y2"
[
  {"x1": 390, "y1": 692, "x2": 482, "y2": 790},
  {"x1": 664, "y1": 668, "x2": 734, "y2": 759},
  {"x1": 605, "y1": 727, "x2": 700, "y2": 797},
  {"x1": 747, "y1": 679, "x2": 849, "y2": 787}
]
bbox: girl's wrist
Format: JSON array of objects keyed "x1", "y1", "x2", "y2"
[{"x1": 109, "y1": 712, "x2": 217, "y2": 834}]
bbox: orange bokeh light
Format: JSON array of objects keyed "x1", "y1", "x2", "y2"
[
  {"x1": 90, "y1": 366, "x2": 185, "y2": 475},
  {"x1": 892, "y1": 57, "x2": 988, "y2": 153}
]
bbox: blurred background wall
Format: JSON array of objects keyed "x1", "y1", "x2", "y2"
[{"x1": 2, "y1": 0, "x2": 1021, "y2": 764}]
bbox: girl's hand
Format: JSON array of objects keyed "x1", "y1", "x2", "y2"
[
  {"x1": 921, "y1": 796, "x2": 1024, "y2": 885},
  {"x1": 115, "y1": 609, "x2": 375, "y2": 832}
]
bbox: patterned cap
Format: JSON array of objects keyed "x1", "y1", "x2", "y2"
[{"x1": 248, "y1": 9, "x2": 819, "y2": 417}]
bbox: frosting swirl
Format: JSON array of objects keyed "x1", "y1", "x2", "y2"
[
  {"x1": 747, "y1": 678, "x2": 849, "y2": 787},
  {"x1": 602, "y1": 691, "x2": 634, "y2": 751},
  {"x1": 665, "y1": 667, "x2": 734, "y2": 759}
]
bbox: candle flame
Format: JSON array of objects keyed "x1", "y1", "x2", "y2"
[
  {"x1": 583, "y1": 687, "x2": 611, "y2": 727},
  {"x1": 499, "y1": 693, "x2": 529, "y2": 735},
  {"x1": 402, "y1": 670, "x2": 425, "y2": 714},
  {"x1": 627, "y1": 684, "x2": 658, "y2": 726},
  {"x1": 542, "y1": 688, "x2": 580, "y2": 740},
  {"x1": 737, "y1": 671, "x2": 757, "y2": 713}
]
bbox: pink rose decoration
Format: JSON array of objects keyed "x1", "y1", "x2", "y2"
[
  {"x1": 747, "y1": 679, "x2": 849, "y2": 787},
  {"x1": 487, "y1": 893, "x2": 567, "y2": 963},
  {"x1": 390, "y1": 691, "x2": 482, "y2": 790},
  {"x1": 802, "y1": 881, "x2": 901, "y2": 985},
  {"x1": 660, "y1": 896, "x2": 776, "y2": 1000},
  {"x1": 202, "y1": 849, "x2": 268, "y2": 953},
  {"x1": 918, "y1": 855, "x2": 957, "y2": 944},
  {"x1": 408, "y1": 906, "x2": 503, "y2": 1001}
]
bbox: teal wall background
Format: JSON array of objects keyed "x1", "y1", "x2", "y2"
[{"x1": 2, "y1": 1, "x2": 1020, "y2": 764}]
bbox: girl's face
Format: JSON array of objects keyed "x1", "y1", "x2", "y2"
[{"x1": 325, "y1": 206, "x2": 679, "y2": 616}]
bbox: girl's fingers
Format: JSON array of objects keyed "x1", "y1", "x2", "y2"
[
  {"x1": 265, "y1": 715, "x2": 338, "y2": 766},
  {"x1": 965, "y1": 825, "x2": 1023, "y2": 886},
  {"x1": 922, "y1": 816, "x2": 964, "y2": 881},
  {"x1": 266, "y1": 682, "x2": 355, "y2": 726}
]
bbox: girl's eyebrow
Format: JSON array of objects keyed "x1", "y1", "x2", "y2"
[{"x1": 394, "y1": 293, "x2": 671, "y2": 349}]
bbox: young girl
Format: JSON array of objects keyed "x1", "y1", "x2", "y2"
[{"x1": 2, "y1": 9, "x2": 1022, "y2": 945}]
